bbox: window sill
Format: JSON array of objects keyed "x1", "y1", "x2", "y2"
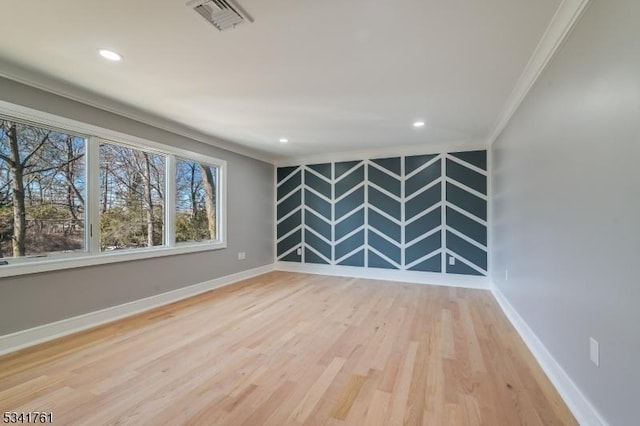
[{"x1": 0, "y1": 241, "x2": 227, "y2": 279}]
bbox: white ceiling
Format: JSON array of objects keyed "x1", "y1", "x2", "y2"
[{"x1": 0, "y1": 0, "x2": 561, "y2": 161}]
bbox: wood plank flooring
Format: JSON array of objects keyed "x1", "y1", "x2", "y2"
[{"x1": 0, "y1": 272, "x2": 576, "y2": 425}]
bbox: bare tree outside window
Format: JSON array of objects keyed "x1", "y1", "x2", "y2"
[
  {"x1": 0, "y1": 119, "x2": 86, "y2": 259},
  {"x1": 0, "y1": 114, "x2": 224, "y2": 270},
  {"x1": 99, "y1": 143, "x2": 165, "y2": 250},
  {"x1": 175, "y1": 158, "x2": 217, "y2": 243}
]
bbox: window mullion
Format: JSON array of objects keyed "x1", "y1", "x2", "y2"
[
  {"x1": 166, "y1": 154, "x2": 176, "y2": 248},
  {"x1": 87, "y1": 137, "x2": 101, "y2": 253},
  {"x1": 217, "y1": 164, "x2": 226, "y2": 243}
]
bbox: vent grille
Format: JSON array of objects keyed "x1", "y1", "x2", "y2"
[{"x1": 187, "y1": 0, "x2": 253, "y2": 31}]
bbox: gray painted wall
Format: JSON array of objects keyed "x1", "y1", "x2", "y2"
[
  {"x1": 0, "y1": 77, "x2": 274, "y2": 336},
  {"x1": 491, "y1": 1, "x2": 639, "y2": 425}
]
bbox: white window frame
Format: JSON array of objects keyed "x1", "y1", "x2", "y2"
[
  {"x1": 173, "y1": 156, "x2": 222, "y2": 247},
  {"x1": 0, "y1": 100, "x2": 227, "y2": 278}
]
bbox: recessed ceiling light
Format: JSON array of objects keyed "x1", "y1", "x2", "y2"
[
  {"x1": 279, "y1": 138, "x2": 289, "y2": 143},
  {"x1": 98, "y1": 49, "x2": 123, "y2": 61},
  {"x1": 413, "y1": 121, "x2": 425, "y2": 128}
]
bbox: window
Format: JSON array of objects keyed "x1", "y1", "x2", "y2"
[
  {"x1": 175, "y1": 159, "x2": 218, "y2": 243},
  {"x1": 0, "y1": 104, "x2": 226, "y2": 277},
  {"x1": 0, "y1": 119, "x2": 86, "y2": 260},
  {"x1": 100, "y1": 143, "x2": 166, "y2": 250}
]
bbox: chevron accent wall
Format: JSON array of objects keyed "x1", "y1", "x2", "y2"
[
  {"x1": 276, "y1": 150, "x2": 488, "y2": 276},
  {"x1": 444, "y1": 151, "x2": 488, "y2": 276}
]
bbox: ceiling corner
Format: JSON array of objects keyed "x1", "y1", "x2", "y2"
[{"x1": 486, "y1": 0, "x2": 593, "y2": 146}]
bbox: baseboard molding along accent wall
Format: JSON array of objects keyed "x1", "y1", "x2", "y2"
[
  {"x1": 0, "y1": 264, "x2": 276, "y2": 356},
  {"x1": 275, "y1": 261, "x2": 489, "y2": 289},
  {"x1": 491, "y1": 284, "x2": 609, "y2": 426}
]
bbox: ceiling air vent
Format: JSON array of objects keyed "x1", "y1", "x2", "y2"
[{"x1": 187, "y1": 0, "x2": 253, "y2": 31}]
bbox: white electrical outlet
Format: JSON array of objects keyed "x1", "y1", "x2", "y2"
[
  {"x1": 505, "y1": 269, "x2": 509, "y2": 281},
  {"x1": 590, "y1": 337, "x2": 600, "y2": 367},
  {"x1": 237, "y1": 252, "x2": 246, "y2": 260},
  {"x1": 296, "y1": 247, "x2": 302, "y2": 255},
  {"x1": 449, "y1": 256, "x2": 455, "y2": 265}
]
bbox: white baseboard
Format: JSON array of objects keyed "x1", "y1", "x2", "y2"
[
  {"x1": 275, "y1": 261, "x2": 490, "y2": 289},
  {"x1": 0, "y1": 264, "x2": 275, "y2": 356},
  {"x1": 491, "y1": 283, "x2": 609, "y2": 426},
  {"x1": 0, "y1": 263, "x2": 608, "y2": 426}
]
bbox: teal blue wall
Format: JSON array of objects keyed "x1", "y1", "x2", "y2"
[{"x1": 277, "y1": 150, "x2": 487, "y2": 276}]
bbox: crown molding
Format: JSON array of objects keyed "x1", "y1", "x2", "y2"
[
  {"x1": 0, "y1": 58, "x2": 278, "y2": 164},
  {"x1": 1, "y1": 0, "x2": 590, "y2": 165},
  {"x1": 274, "y1": 139, "x2": 488, "y2": 167},
  {"x1": 486, "y1": 0, "x2": 592, "y2": 146}
]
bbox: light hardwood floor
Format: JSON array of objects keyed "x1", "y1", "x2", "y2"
[{"x1": 0, "y1": 272, "x2": 576, "y2": 425}]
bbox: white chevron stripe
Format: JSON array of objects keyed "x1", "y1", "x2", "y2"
[
  {"x1": 334, "y1": 225, "x2": 365, "y2": 245},
  {"x1": 405, "y1": 225, "x2": 442, "y2": 247},
  {"x1": 367, "y1": 160, "x2": 402, "y2": 179},
  {"x1": 445, "y1": 202, "x2": 487, "y2": 226},
  {"x1": 301, "y1": 168, "x2": 305, "y2": 263},
  {"x1": 368, "y1": 181, "x2": 402, "y2": 203},
  {"x1": 304, "y1": 165, "x2": 332, "y2": 183},
  {"x1": 445, "y1": 177, "x2": 488, "y2": 200},
  {"x1": 404, "y1": 155, "x2": 442, "y2": 180},
  {"x1": 368, "y1": 204, "x2": 403, "y2": 226},
  {"x1": 368, "y1": 227, "x2": 402, "y2": 248},
  {"x1": 368, "y1": 246, "x2": 401, "y2": 269},
  {"x1": 305, "y1": 226, "x2": 332, "y2": 245},
  {"x1": 334, "y1": 162, "x2": 364, "y2": 182},
  {"x1": 364, "y1": 161, "x2": 369, "y2": 268},
  {"x1": 335, "y1": 246, "x2": 364, "y2": 264},
  {"x1": 404, "y1": 177, "x2": 441, "y2": 202},
  {"x1": 445, "y1": 154, "x2": 487, "y2": 176},
  {"x1": 405, "y1": 248, "x2": 442, "y2": 270},
  {"x1": 305, "y1": 207, "x2": 332, "y2": 226},
  {"x1": 277, "y1": 225, "x2": 302, "y2": 243},
  {"x1": 277, "y1": 186, "x2": 301, "y2": 205},
  {"x1": 441, "y1": 158, "x2": 446, "y2": 274},
  {"x1": 303, "y1": 185, "x2": 333, "y2": 204},
  {"x1": 444, "y1": 249, "x2": 487, "y2": 275},
  {"x1": 276, "y1": 167, "x2": 301, "y2": 186},
  {"x1": 276, "y1": 206, "x2": 302, "y2": 224},
  {"x1": 305, "y1": 244, "x2": 332, "y2": 264},
  {"x1": 277, "y1": 245, "x2": 299, "y2": 259},
  {"x1": 335, "y1": 181, "x2": 365, "y2": 203},
  {"x1": 405, "y1": 202, "x2": 442, "y2": 224},
  {"x1": 335, "y1": 205, "x2": 364, "y2": 222},
  {"x1": 445, "y1": 226, "x2": 487, "y2": 250},
  {"x1": 401, "y1": 156, "x2": 405, "y2": 268},
  {"x1": 331, "y1": 162, "x2": 335, "y2": 264}
]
